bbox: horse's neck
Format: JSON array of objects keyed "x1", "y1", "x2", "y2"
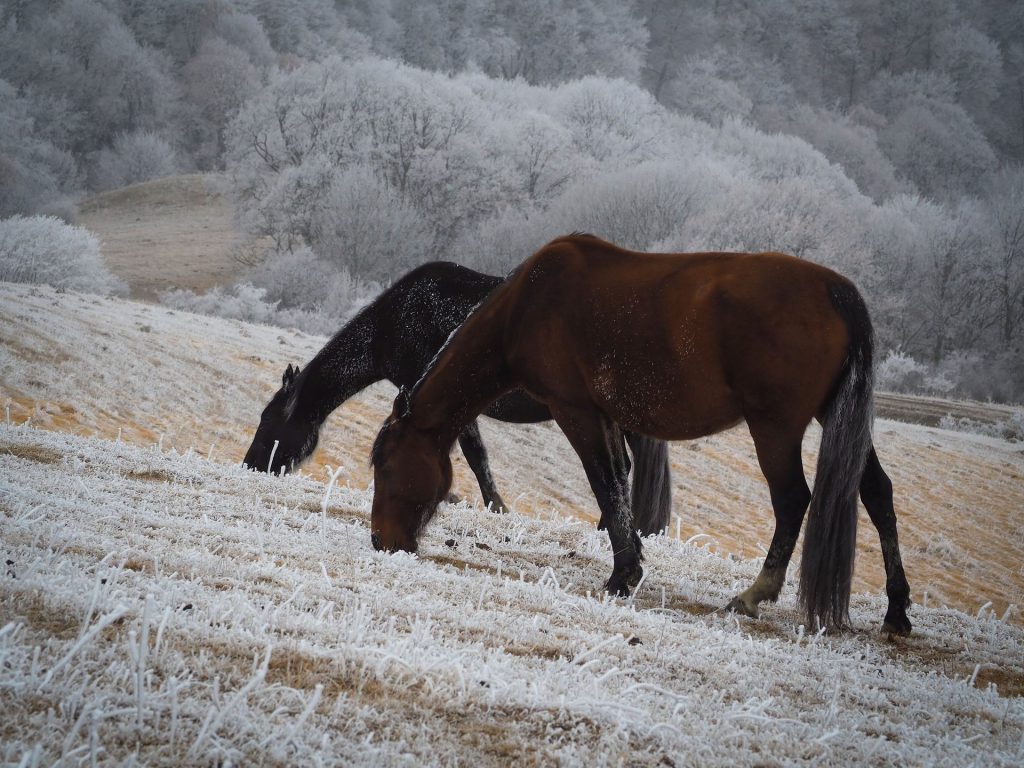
[
  {"x1": 301, "y1": 313, "x2": 380, "y2": 423},
  {"x1": 409, "y1": 299, "x2": 511, "y2": 446}
]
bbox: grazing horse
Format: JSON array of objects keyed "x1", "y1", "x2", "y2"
[
  {"x1": 243, "y1": 261, "x2": 672, "y2": 534},
  {"x1": 370, "y1": 235, "x2": 912, "y2": 634}
]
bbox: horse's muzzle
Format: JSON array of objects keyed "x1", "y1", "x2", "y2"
[{"x1": 370, "y1": 530, "x2": 417, "y2": 554}]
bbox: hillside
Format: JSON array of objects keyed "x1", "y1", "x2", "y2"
[
  {"x1": 1, "y1": 282, "x2": 1022, "y2": 623},
  {"x1": 1, "y1": 283, "x2": 1022, "y2": 763},
  {"x1": 77, "y1": 174, "x2": 253, "y2": 300}
]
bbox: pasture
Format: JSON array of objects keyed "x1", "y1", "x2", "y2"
[{"x1": 1, "y1": 283, "x2": 1022, "y2": 764}]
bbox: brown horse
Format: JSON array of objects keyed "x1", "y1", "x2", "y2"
[{"x1": 370, "y1": 234, "x2": 912, "y2": 634}]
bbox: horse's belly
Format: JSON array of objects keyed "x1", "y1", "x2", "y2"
[{"x1": 591, "y1": 369, "x2": 742, "y2": 441}]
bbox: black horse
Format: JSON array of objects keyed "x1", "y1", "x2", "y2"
[{"x1": 244, "y1": 261, "x2": 672, "y2": 535}]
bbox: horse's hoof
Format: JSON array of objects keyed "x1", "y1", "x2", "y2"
[
  {"x1": 487, "y1": 497, "x2": 509, "y2": 514},
  {"x1": 724, "y1": 596, "x2": 758, "y2": 618},
  {"x1": 605, "y1": 564, "x2": 643, "y2": 598},
  {"x1": 605, "y1": 579, "x2": 631, "y2": 598},
  {"x1": 881, "y1": 615, "x2": 912, "y2": 637}
]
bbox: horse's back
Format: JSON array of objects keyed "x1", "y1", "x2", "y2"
[
  {"x1": 375, "y1": 261, "x2": 503, "y2": 384},
  {"x1": 500, "y1": 237, "x2": 855, "y2": 439}
]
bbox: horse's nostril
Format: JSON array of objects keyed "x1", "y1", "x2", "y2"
[{"x1": 371, "y1": 532, "x2": 383, "y2": 551}]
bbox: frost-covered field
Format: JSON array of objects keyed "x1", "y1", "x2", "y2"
[
  {"x1": 2, "y1": 424, "x2": 1023, "y2": 766},
  {"x1": 1, "y1": 283, "x2": 1023, "y2": 764},
  {"x1": 2, "y1": 283, "x2": 1022, "y2": 621}
]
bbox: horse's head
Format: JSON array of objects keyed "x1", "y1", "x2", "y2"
[
  {"x1": 369, "y1": 388, "x2": 452, "y2": 554},
  {"x1": 243, "y1": 364, "x2": 320, "y2": 475}
]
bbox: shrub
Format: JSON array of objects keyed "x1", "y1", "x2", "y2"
[
  {"x1": 160, "y1": 262, "x2": 381, "y2": 337},
  {"x1": 241, "y1": 245, "x2": 383, "y2": 320},
  {"x1": 92, "y1": 131, "x2": 180, "y2": 191},
  {"x1": 0, "y1": 215, "x2": 125, "y2": 295},
  {"x1": 938, "y1": 412, "x2": 1024, "y2": 442},
  {"x1": 877, "y1": 351, "x2": 930, "y2": 394},
  {"x1": 160, "y1": 283, "x2": 338, "y2": 335}
]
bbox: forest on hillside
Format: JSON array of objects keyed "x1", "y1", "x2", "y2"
[{"x1": 1, "y1": 0, "x2": 1023, "y2": 401}]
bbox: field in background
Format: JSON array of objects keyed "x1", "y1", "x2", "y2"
[{"x1": 77, "y1": 174, "x2": 256, "y2": 301}]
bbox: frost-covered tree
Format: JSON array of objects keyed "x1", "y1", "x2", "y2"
[
  {"x1": 120, "y1": 0, "x2": 217, "y2": 63},
  {"x1": 309, "y1": 165, "x2": 432, "y2": 280},
  {"x1": 387, "y1": 0, "x2": 648, "y2": 84},
  {"x1": 983, "y1": 166, "x2": 1024, "y2": 345},
  {"x1": 554, "y1": 77, "x2": 668, "y2": 167},
  {"x1": 0, "y1": 0, "x2": 179, "y2": 159},
  {"x1": 660, "y1": 54, "x2": 753, "y2": 126},
  {"x1": 251, "y1": 0, "x2": 370, "y2": 59},
  {"x1": 496, "y1": 111, "x2": 575, "y2": 202},
  {"x1": 883, "y1": 196, "x2": 992, "y2": 363},
  {"x1": 0, "y1": 80, "x2": 80, "y2": 218},
  {"x1": 879, "y1": 97, "x2": 997, "y2": 199},
  {"x1": 212, "y1": 12, "x2": 277, "y2": 71},
  {"x1": 182, "y1": 37, "x2": 262, "y2": 168},
  {"x1": 226, "y1": 57, "x2": 577, "y2": 266},
  {"x1": 760, "y1": 105, "x2": 906, "y2": 201},
  {"x1": 546, "y1": 162, "x2": 705, "y2": 250},
  {"x1": 933, "y1": 23, "x2": 1002, "y2": 122}
]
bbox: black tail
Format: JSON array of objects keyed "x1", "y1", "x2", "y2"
[
  {"x1": 626, "y1": 433, "x2": 672, "y2": 536},
  {"x1": 798, "y1": 281, "x2": 875, "y2": 630}
]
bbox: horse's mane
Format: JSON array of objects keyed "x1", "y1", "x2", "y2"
[
  {"x1": 409, "y1": 234, "x2": 599, "y2": 404},
  {"x1": 370, "y1": 418, "x2": 391, "y2": 468},
  {"x1": 374, "y1": 236, "x2": 598, "y2": 464},
  {"x1": 407, "y1": 260, "x2": 526, "y2": 403}
]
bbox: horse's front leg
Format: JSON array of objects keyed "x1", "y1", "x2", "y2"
[
  {"x1": 551, "y1": 406, "x2": 642, "y2": 597},
  {"x1": 457, "y1": 419, "x2": 508, "y2": 513}
]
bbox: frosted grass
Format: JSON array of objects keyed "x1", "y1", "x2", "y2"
[{"x1": 1, "y1": 422, "x2": 1021, "y2": 766}]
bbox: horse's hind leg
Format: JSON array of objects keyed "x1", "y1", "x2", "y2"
[
  {"x1": 727, "y1": 422, "x2": 810, "y2": 618},
  {"x1": 861, "y1": 446, "x2": 912, "y2": 635},
  {"x1": 457, "y1": 419, "x2": 508, "y2": 513},
  {"x1": 550, "y1": 405, "x2": 641, "y2": 597}
]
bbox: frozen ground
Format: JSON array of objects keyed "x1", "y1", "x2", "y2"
[
  {"x1": 1, "y1": 283, "x2": 1023, "y2": 764},
  {"x1": 2, "y1": 419, "x2": 1023, "y2": 766}
]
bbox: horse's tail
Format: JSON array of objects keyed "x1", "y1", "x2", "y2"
[
  {"x1": 799, "y1": 280, "x2": 875, "y2": 631},
  {"x1": 628, "y1": 433, "x2": 673, "y2": 536}
]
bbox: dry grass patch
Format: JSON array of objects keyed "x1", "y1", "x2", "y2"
[
  {"x1": 125, "y1": 468, "x2": 178, "y2": 483},
  {"x1": 2, "y1": 594, "x2": 82, "y2": 640},
  {"x1": 0, "y1": 441, "x2": 64, "y2": 465}
]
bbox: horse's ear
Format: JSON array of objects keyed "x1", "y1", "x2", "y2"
[
  {"x1": 395, "y1": 386, "x2": 412, "y2": 419},
  {"x1": 282, "y1": 363, "x2": 299, "y2": 389}
]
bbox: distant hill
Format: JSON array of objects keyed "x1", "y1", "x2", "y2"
[{"x1": 77, "y1": 173, "x2": 254, "y2": 300}]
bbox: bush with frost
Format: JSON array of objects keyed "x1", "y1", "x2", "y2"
[{"x1": 0, "y1": 215, "x2": 125, "y2": 295}]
